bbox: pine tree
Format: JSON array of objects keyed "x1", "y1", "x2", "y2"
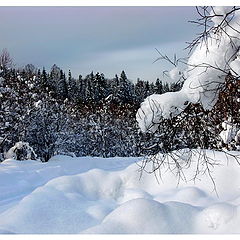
[
  {"x1": 155, "y1": 78, "x2": 163, "y2": 94},
  {"x1": 76, "y1": 74, "x2": 85, "y2": 102},
  {"x1": 163, "y1": 82, "x2": 170, "y2": 92},
  {"x1": 117, "y1": 70, "x2": 134, "y2": 103},
  {"x1": 57, "y1": 70, "x2": 68, "y2": 99},
  {"x1": 134, "y1": 78, "x2": 145, "y2": 103},
  {"x1": 42, "y1": 67, "x2": 48, "y2": 88},
  {"x1": 67, "y1": 69, "x2": 78, "y2": 101},
  {"x1": 144, "y1": 81, "x2": 150, "y2": 98},
  {"x1": 93, "y1": 72, "x2": 107, "y2": 102},
  {"x1": 85, "y1": 72, "x2": 94, "y2": 103}
]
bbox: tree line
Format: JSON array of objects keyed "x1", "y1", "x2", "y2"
[
  {"x1": 0, "y1": 58, "x2": 183, "y2": 162},
  {"x1": 20, "y1": 63, "x2": 183, "y2": 105}
]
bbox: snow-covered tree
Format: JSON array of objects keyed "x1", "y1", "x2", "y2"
[
  {"x1": 117, "y1": 71, "x2": 134, "y2": 103},
  {"x1": 136, "y1": 6, "x2": 240, "y2": 183},
  {"x1": 137, "y1": 6, "x2": 240, "y2": 133},
  {"x1": 49, "y1": 64, "x2": 61, "y2": 90},
  {"x1": 0, "y1": 48, "x2": 13, "y2": 70},
  {"x1": 67, "y1": 70, "x2": 79, "y2": 101}
]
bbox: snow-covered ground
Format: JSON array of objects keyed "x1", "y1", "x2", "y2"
[{"x1": 0, "y1": 150, "x2": 240, "y2": 234}]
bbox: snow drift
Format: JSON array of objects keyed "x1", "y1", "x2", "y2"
[{"x1": 0, "y1": 150, "x2": 240, "y2": 234}]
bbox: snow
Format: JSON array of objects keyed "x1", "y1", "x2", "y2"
[
  {"x1": 34, "y1": 100, "x2": 42, "y2": 108},
  {"x1": 210, "y1": 6, "x2": 234, "y2": 26},
  {"x1": 136, "y1": 91, "x2": 188, "y2": 132},
  {"x1": 168, "y1": 66, "x2": 183, "y2": 82},
  {"x1": 83, "y1": 199, "x2": 200, "y2": 234},
  {"x1": 137, "y1": 7, "x2": 240, "y2": 133},
  {"x1": 5, "y1": 141, "x2": 38, "y2": 160},
  {"x1": 219, "y1": 120, "x2": 238, "y2": 144},
  {"x1": 0, "y1": 150, "x2": 240, "y2": 234},
  {"x1": 230, "y1": 57, "x2": 240, "y2": 76},
  {"x1": 0, "y1": 77, "x2": 4, "y2": 86}
]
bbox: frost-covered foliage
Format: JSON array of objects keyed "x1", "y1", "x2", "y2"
[
  {"x1": 0, "y1": 50, "x2": 184, "y2": 162},
  {"x1": 0, "y1": 57, "x2": 183, "y2": 161},
  {"x1": 137, "y1": 6, "x2": 240, "y2": 133}
]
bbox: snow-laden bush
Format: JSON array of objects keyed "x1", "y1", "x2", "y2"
[{"x1": 5, "y1": 141, "x2": 38, "y2": 161}]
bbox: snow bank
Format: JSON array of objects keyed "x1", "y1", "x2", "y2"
[
  {"x1": 0, "y1": 150, "x2": 240, "y2": 234},
  {"x1": 137, "y1": 7, "x2": 240, "y2": 132}
]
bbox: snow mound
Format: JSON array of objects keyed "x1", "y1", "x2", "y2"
[
  {"x1": 154, "y1": 187, "x2": 215, "y2": 207},
  {"x1": 195, "y1": 203, "x2": 240, "y2": 233},
  {"x1": 83, "y1": 199, "x2": 199, "y2": 234},
  {"x1": 0, "y1": 150, "x2": 240, "y2": 233}
]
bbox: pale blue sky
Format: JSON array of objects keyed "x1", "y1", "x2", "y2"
[{"x1": 0, "y1": 6, "x2": 198, "y2": 82}]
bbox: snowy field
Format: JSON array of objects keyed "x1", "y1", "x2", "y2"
[{"x1": 0, "y1": 150, "x2": 240, "y2": 234}]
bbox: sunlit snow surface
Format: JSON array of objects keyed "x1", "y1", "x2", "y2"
[{"x1": 0, "y1": 151, "x2": 240, "y2": 234}]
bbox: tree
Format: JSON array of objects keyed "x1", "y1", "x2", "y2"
[
  {"x1": 0, "y1": 48, "x2": 13, "y2": 70},
  {"x1": 41, "y1": 67, "x2": 48, "y2": 88},
  {"x1": 117, "y1": 70, "x2": 134, "y2": 103},
  {"x1": 24, "y1": 64, "x2": 36, "y2": 77},
  {"x1": 85, "y1": 72, "x2": 94, "y2": 102},
  {"x1": 58, "y1": 70, "x2": 68, "y2": 99},
  {"x1": 134, "y1": 78, "x2": 145, "y2": 103},
  {"x1": 110, "y1": 74, "x2": 120, "y2": 101},
  {"x1": 67, "y1": 69, "x2": 78, "y2": 101},
  {"x1": 136, "y1": 6, "x2": 240, "y2": 187},
  {"x1": 93, "y1": 72, "x2": 107, "y2": 102},
  {"x1": 155, "y1": 78, "x2": 163, "y2": 94},
  {"x1": 77, "y1": 74, "x2": 86, "y2": 102}
]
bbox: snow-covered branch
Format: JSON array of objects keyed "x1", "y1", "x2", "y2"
[{"x1": 137, "y1": 6, "x2": 240, "y2": 133}]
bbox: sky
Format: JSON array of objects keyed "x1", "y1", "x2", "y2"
[{"x1": 0, "y1": 6, "x2": 198, "y2": 82}]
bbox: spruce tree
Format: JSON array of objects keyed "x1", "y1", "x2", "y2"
[{"x1": 117, "y1": 70, "x2": 134, "y2": 103}]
